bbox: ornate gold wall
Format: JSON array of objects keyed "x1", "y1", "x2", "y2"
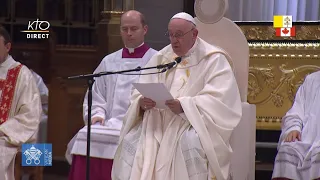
[{"x1": 238, "y1": 23, "x2": 320, "y2": 130}]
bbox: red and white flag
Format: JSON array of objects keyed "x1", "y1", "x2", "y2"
[{"x1": 275, "y1": 27, "x2": 296, "y2": 37}]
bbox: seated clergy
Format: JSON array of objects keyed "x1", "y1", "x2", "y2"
[
  {"x1": 272, "y1": 71, "x2": 320, "y2": 180},
  {"x1": 66, "y1": 10, "x2": 157, "y2": 180}
]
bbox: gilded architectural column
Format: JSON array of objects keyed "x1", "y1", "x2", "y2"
[
  {"x1": 123, "y1": 0, "x2": 134, "y2": 10},
  {"x1": 98, "y1": 11, "x2": 124, "y2": 56},
  {"x1": 98, "y1": 0, "x2": 134, "y2": 58}
]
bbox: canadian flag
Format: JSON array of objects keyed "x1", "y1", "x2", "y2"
[{"x1": 275, "y1": 27, "x2": 296, "y2": 37}]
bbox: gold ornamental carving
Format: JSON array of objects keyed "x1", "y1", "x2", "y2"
[
  {"x1": 248, "y1": 64, "x2": 319, "y2": 106},
  {"x1": 247, "y1": 42, "x2": 320, "y2": 130},
  {"x1": 101, "y1": 11, "x2": 124, "y2": 23},
  {"x1": 238, "y1": 24, "x2": 320, "y2": 40}
]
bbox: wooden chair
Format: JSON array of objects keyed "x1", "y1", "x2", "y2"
[{"x1": 14, "y1": 151, "x2": 44, "y2": 180}]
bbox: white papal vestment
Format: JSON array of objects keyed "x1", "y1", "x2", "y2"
[{"x1": 112, "y1": 37, "x2": 242, "y2": 180}]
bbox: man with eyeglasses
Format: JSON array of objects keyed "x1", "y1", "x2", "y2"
[
  {"x1": 112, "y1": 12, "x2": 242, "y2": 180},
  {"x1": 66, "y1": 10, "x2": 157, "y2": 180}
]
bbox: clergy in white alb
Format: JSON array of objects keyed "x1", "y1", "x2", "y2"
[
  {"x1": 0, "y1": 26, "x2": 42, "y2": 180},
  {"x1": 112, "y1": 12, "x2": 242, "y2": 180},
  {"x1": 31, "y1": 70, "x2": 49, "y2": 143},
  {"x1": 272, "y1": 71, "x2": 320, "y2": 180},
  {"x1": 66, "y1": 10, "x2": 158, "y2": 180}
]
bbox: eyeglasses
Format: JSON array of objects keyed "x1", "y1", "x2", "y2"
[{"x1": 165, "y1": 28, "x2": 194, "y2": 39}]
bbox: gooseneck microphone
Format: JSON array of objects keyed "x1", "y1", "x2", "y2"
[
  {"x1": 156, "y1": 57, "x2": 182, "y2": 70},
  {"x1": 119, "y1": 56, "x2": 182, "y2": 76},
  {"x1": 67, "y1": 57, "x2": 183, "y2": 79}
]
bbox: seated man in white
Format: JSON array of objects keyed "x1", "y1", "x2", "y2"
[
  {"x1": 272, "y1": 71, "x2": 320, "y2": 180},
  {"x1": 112, "y1": 12, "x2": 242, "y2": 180},
  {"x1": 66, "y1": 10, "x2": 157, "y2": 180}
]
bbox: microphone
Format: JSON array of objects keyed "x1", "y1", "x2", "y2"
[
  {"x1": 129, "y1": 57, "x2": 182, "y2": 74},
  {"x1": 157, "y1": 57, "x2": 182, "y2": 70},
  {"x1": 67, "y1": 57, "x2": 183, "y2": 79},
  {"x1": 167, "y1": 56, "x2": 182, "y2": 69}
]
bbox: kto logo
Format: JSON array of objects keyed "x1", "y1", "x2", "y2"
[{"x1": 21, "y1": 19, "x2": 50, "y2": 39}]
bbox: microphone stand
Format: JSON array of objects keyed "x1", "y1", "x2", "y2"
[{"x1": 67, "y1": 61, "x2": 177, "y2": 180}]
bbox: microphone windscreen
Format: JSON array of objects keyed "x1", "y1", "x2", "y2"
[{"x1": 175, "y1": 57, "x2": 182, "y2": 63}]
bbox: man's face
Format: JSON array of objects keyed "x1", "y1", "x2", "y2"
[
  {"x1": 0, "y1": 36, "x2": 11, "y2": 64},
  {"x1": 120, "y1": 15, "x2": 147, "y2": 48},
  {"x1": 167, "y1": 19, "x2": 197, "y2": 57}
]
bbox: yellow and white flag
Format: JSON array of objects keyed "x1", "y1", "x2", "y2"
[{"x1": 273, "y1": 15, "x2": 292, "y2": 28}]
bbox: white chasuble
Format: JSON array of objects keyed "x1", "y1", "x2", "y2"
[{"x1": 112, "y1": 38, "x2": 242, "y2": 180}]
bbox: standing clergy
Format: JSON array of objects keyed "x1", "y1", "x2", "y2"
[
  {"x1": 66, "y1": 10, "x2": 158, "y2": 180},
  {"x1": 0, "y1": 26, "x2": 42, "y2": 180},
  {"x1": 272, "y1": 71, "x2": 320, "y2": 180},
  {"x1": 112, "y1": 12, "x2": 242, "y2": 180},
  {"x1": 31, "y1": 70, "x2": 49, "y2": 143},
  {"x1": 15, "y1": 57, "x2": 49, "y2": 143}
]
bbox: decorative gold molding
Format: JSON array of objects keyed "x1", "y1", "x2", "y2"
[
  {"x1": 101, "y1": 11, "x2": 125, "y2": 15},
  {"x1": 101, "y1": 11, "x2": 124, "y2": 21},
  {"x1": 248, "y1": 41, "x2": 320, "y2": 130},
  {"x1": 248, "y1": 64, "x2": 317, "y2": 105},
  {"x1": 256, "y1": 117, "x2": 282, "y2": 130},
  {"x1": 55, "y1": 44, "x2": 97, "y2": 52},
  {"x1": 248, "y1": 42, "x2": 320, "y2": 49},
  {"x1": 238, "y1": 24, "x2": 320, "y2": 40}
]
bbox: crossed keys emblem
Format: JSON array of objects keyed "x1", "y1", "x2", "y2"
[
  {"x1": 23, "y1": 145, "x2": 42, "y2": 165},
  {"x1": 284, "y1": 17, "x2": 291, "y2": 26}
]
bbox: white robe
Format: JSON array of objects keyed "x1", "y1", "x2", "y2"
[
  {"x1": 112, "y1": 38, "x2": 242, "y2": 180},
  {"x1": 272, "y1": 71, "x2": 320, "y2": 180},
  {"x1": 0, "y1": 55, "x2": 42, "y2": 180},
  {"x1": 66, "y1": 47, "x2": 157, "y2": 163},
  {"x1": 31, "y1": 70, "x2": 49, "y2": 143}
]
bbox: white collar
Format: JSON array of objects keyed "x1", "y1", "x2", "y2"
[
  {"x1": 126, "y1": 42, "x2": 145, "y2": 53},
  {"x1": 182, "y1": 38, "x2": 198, "y2": 58},
  {"x1": 0, "y1": 55, "x2": 14, "y2": 68}
]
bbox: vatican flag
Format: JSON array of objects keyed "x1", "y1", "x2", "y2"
[{"x1": 273, "y1": 15, "x2": 292, "y2": 28}]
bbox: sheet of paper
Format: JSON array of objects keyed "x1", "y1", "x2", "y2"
[{"x1": 133, "y1": 83, "x2": 174, "y2": 109}]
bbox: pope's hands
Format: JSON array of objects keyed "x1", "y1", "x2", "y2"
[
  {"x1": 165, "y1": 99, "x2": 183, "y2": 114},
  {"x1": 139, "y1": 97, "x2": 184, "y2": 115},
  {"x1": 140, "y1": 97, "x2": 156, "y2": 110}
]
